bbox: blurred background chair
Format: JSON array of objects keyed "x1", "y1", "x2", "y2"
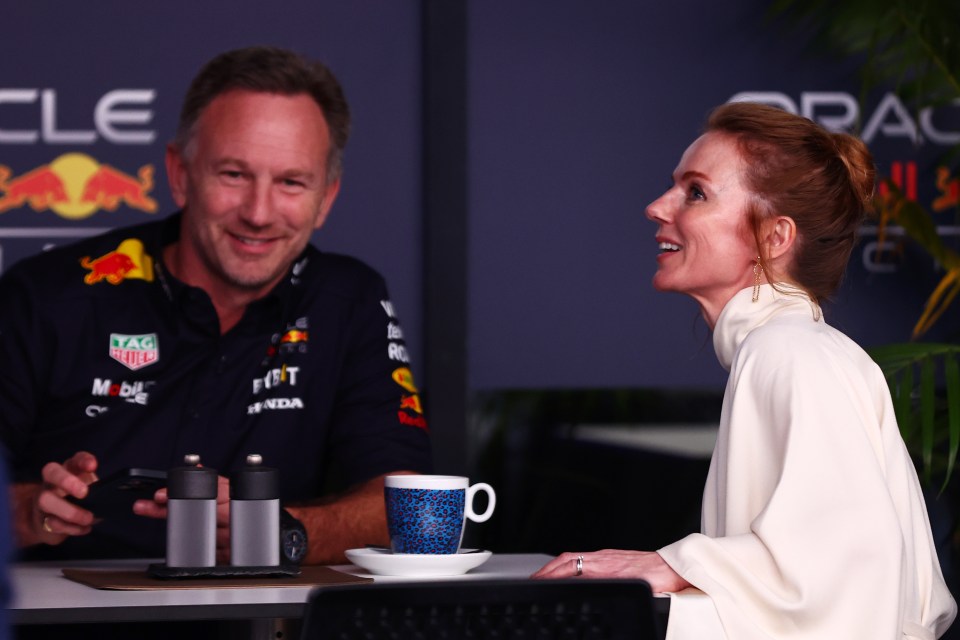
[{"x1": 300, "y1": 578, "x2": 663, "y2": 640}]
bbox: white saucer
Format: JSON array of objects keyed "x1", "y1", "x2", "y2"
[{"x1": 344, "y1": 548, "x2": 492, "y2": 577}]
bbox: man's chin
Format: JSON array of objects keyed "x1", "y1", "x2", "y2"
[
  {"x1": 221, "y1": 265, "x2": 287, "y2": 293},
  {"x1": 211, "y1": 250, "x2": 299, "y2": 294}
]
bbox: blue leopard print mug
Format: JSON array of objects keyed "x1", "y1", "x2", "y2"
[{"x1": 385, "y1": 475, "x2": 496, "y2": 554}]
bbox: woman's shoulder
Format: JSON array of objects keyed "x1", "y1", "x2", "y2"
[
  {"x1": 740, "y1": 309, "x2": 823, "y2": 352},
  {"x1": 737, "y1": 312, "x2": 879, "y2": 379}
]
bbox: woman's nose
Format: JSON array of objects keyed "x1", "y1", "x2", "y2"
[{"x1": 645, "y1": 192, "x2": 670, "y2": 223}]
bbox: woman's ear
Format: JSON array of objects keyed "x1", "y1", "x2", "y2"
[{"x1": 763, "y1": 215, "x2": 797, "y2": 262}]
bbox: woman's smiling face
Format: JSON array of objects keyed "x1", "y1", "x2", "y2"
[{"x1": 645, "y1": 132, "x2": 759, "y2": 327}]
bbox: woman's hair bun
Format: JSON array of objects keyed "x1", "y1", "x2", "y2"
[{"x1": 832, "y1": 132, "x2": 876, "y2": 210}]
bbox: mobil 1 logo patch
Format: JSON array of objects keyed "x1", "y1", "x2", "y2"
[{"x1": 109, "y1": 333, "x2": 159, "y2": 371}]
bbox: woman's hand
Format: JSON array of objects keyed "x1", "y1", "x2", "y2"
[{"x1": 532, "y1": 549, "x2": 692, "y2": 593}]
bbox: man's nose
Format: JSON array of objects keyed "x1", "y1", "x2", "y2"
[{"x1": 240, "y1": 181, "x2": 273, "y2": 226}]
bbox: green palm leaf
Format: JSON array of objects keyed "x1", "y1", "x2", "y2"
[
  {"x1": 869, "y1": 344, "x2": 960, "y2": 487},
  {"x1": 921, "y1": 356, "x2": 935, "y2": 483},
  {"x1": 773, "y1": 0, "x2": 960, "y2": 490},
  {"x1": 944, "y1": 353, "x2": 960, "y2": 491}
]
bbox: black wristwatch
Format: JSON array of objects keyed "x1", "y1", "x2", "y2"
[{"x1": 280, "y1": 508, "x2": 308, "y2": 565}]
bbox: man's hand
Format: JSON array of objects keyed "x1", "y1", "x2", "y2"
[
  {"x1": 286, "y1": 471, "x2": 418, "y2": 565},
  {"x1": 135, "y1": 475, "x2": 232, "y2": 563},
  {"x1": 12, "y1": 451, "x2": 99, "y2": 547}
]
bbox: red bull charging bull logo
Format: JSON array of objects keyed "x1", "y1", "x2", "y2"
[
  {"x1": 0, "y1": 153, "x2": 157, "y2": 219},
  {"x1": 392, "y1": 368, "x2": 423, "y2": 413},
  {"x1": 80, "y1": 239, "x2": 155, "y2": 285},
  {"x1": 400, "y1": 394, "x2": 423, "y2": 414},
  {"x1": 281, "y1": 329, "x2": 308, "y2": 344}
]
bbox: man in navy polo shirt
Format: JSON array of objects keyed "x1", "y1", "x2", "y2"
[{"x1": 0, "y1": 46, "x2": 432, "y2": 564}]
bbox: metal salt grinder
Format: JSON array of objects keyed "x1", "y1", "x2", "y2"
[
  {"x1": 166, "y1": 454, "x2": 217, "y2": 568},
  {"x1": 230, "y1": 454, "x2": 280, "y2": 566}
]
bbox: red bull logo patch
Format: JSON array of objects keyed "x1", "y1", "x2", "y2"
[
  {"x1": 281, "y1": 329, "x2": 308, "y2": 344},
  {"x1": 81, "y1": 239, "x2": 154, "y2": 285},
  {"x1": 278, "y1": 326, "x2": 309, "y2": 355},
  {"x1": 394, "y1": 367, "x2": 426, "y2": 430},
  {"x1": 109, "y1": 333, "x2": 159, "y2": 371},
  {"x1": 0, "y1": 153, "x2": 157, "y2": 219},
  {"x1": 400, "y1": 394, "x2": 423, "y2": 414}
]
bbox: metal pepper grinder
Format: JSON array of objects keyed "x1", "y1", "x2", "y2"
[
  {"x1": 230, "y1": 454, "x2": 280, "y2": 566},
  {"x1": 166, "y1": 454, "x2": 217, "y2": 568}
]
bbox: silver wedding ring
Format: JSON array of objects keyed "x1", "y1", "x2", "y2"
[
  {"x1": 42, "y1": 516, "x2": 54, "y2": 533},
  {"x1": 575, "y1": 555, "x2": 583, "y2": 576}
]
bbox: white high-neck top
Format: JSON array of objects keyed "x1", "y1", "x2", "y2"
[{"x1": 659, "y1": 284, "x2": 957, "y2": 640}]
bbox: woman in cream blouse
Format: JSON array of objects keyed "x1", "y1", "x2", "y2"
[{"x1": 534, "y1": 102, "x2": 957, "y2": 640}]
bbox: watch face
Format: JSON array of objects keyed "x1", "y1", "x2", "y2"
[{"x1": 282, "y1": 528, "x2": 307, "y2": 563}]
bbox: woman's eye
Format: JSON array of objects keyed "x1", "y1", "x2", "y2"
[{"x1": 689, "y1": 184, "x2": 705, "y2": 201}]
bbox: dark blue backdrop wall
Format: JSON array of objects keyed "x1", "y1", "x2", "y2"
[
  {"x1": 2, "y1": 1, "x2": 958, "y2": 468},
  {"x1": 467, "y1": 0, "x2": 960, "y2": 391}
]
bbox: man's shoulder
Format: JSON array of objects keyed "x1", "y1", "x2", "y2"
[
  {"x1": 0, "y1": 217, "x2": 167, "y2": 294},
  {"x1": 300, "y1": 247, "x2": 388, "y2": 297}
]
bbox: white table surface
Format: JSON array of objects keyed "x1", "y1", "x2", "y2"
[
  {"x1": 10, "y1": 553, "x2": 555, "y2": 625},
  {"x1": 571, "y1": 423, "x2": 719, "y2": 459}
]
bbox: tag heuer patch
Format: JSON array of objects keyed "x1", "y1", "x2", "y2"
[{"x1": 109, "y1": 333, "x2": 159, "y2": 371}]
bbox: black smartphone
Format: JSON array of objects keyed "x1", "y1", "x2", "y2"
[{"x1": 68, "y1": 467, "x2": 167, "y2": 520}]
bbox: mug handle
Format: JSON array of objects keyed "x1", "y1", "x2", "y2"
[{"x1": 465, "y1": 483, "x2": 496, "y2": 523}]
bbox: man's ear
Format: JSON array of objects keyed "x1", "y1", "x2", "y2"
[
  {"x1": 165, "y1": 144, "x2": 188, "y2": 209},
  {"x1": 763, "y1": 215, "x2": 797, "y2": 262}
]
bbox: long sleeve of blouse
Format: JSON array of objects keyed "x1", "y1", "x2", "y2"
[{"x1": 658, "y1": 285, "x2": 957, "y2": 640}]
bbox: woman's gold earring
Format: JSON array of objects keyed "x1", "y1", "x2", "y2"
[{"x1": 752, "y1": 256, "x2": 763, "y2": 303}]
